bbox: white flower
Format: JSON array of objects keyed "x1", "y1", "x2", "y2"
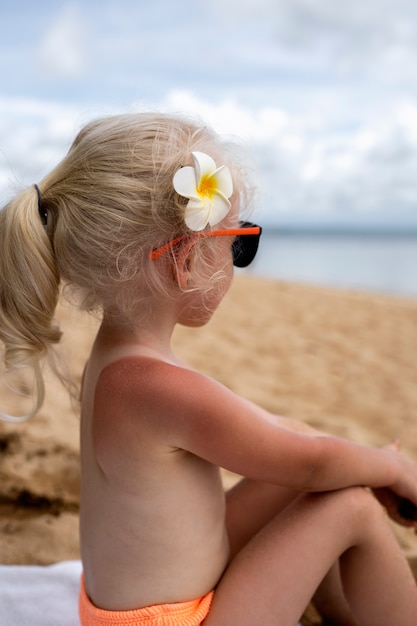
[{"x1": 173, "y1": 151, "x2": 233, "y2": 231}]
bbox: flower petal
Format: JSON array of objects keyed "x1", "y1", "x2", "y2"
[
  {"x1": 191, "y1": 151, "x2": 217, "y2": 180},
  {"x1": 173, "y1": 166, "x2": 199, "y2": 200},
  {"x1": 210, "y1": 165, "x2": 233, "y2": 199},
  {"x1": 184, "y1": 200, "x2": 211, "y2": 231},
  {"x1": 207, "y1": 193, "x2": 232, "y2": 226}
]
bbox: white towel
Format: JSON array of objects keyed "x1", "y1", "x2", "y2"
[
  {"x1": 0, "y1": 560, "x2": 303, "y2": 625},
  {"x1": 0, "y1": 560, "x2": 82, "y2": 626}
]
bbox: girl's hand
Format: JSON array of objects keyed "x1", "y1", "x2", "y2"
[
  {"x1": 372, "y1": 487, "x2": 417, "y2": 527},
  {"x1": 372, "y1": 441, "x2": 417, "y2": 528}
]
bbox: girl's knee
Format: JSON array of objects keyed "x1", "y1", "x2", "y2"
[
  {"x1": 339, "y1": 486, "x2": 384, "y2": 520},
  {"x1": 305, "y1": 487, "x2": 386, "y2": 529}
]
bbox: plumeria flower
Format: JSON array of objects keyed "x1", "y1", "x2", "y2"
[{"x1": 173, "y1": 151, "x2": 233, "y2": 231}]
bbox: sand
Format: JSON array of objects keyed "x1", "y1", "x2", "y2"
[{"x1": 1, "y1": 274, "x2": 417, "y2": 624}]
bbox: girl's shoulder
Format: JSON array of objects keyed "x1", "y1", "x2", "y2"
[
  {"x1": 93, "y1": 355, "x2": 214, "y2": 426},
  {"x1": 95, "y1": 355, "x2": 196, "y2": 400},
  {"x1": 90, "y1": 355, "x2": 242, "y2": 467}
]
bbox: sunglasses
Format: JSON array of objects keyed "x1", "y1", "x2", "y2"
[{"x1": 150, "y1": 221, "x2": 262, "y2": 268}]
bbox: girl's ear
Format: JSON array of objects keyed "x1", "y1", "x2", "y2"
[{"x1": 174, "y1": 239, "x2": 195, "y2": 289}]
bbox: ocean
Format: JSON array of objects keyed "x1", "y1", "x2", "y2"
[{"x1": 244, "y1": 231, "x2": 417, "y2": 300}]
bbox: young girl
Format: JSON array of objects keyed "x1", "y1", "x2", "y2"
[{"x1": 1, "y1": 113, "x2": 417, "y2": 626}]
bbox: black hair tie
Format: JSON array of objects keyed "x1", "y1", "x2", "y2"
[{"x1": 34, "y1": 184, "x2": 48, "y2": 227}]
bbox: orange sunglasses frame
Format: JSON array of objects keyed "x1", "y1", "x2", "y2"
[{"x1": 149, "y1": 224, "x2": 261, "y2": 261}]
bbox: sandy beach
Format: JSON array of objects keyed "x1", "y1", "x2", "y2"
[{"x1": 1, "y1": 274, "x2": 417, "y2": 625}]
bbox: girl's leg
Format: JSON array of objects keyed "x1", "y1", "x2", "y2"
[
  {"x1": 225, "y1": 479, "x2": 358, "y2": 625},
  {"x1": 312, "y1": 563, "x2": 359, "y2": 626},
  {"x1": 205, "y1": 486, "x2": 417, "y2": 626},
  {"x1": 225, "y1": 478, "x2": 298, "y2": 559}
]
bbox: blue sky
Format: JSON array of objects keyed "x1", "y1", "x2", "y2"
[{"x1": 2, "y1": 0, "x2": 417, "y2": 227}]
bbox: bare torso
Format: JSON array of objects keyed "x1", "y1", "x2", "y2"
[{"x1": 79, "y1": 343, "x2": 229, "y2": 611}]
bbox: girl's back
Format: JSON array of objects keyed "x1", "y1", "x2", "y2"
[{"x1": 79, "y1": 337, "x2": 229, "y2": 611}]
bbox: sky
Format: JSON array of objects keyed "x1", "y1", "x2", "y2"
[{"x1": 2, "y1": 0, "x2": 417, "y2": 228}]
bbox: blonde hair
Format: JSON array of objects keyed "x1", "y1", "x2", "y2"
[{"x1": 0, "y1": 112, "x2": 254, "y2": 419}]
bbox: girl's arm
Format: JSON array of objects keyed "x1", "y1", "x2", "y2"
[
  {"x1": 244, "y1": 401, "x2": 329, "y2": 437},
  {"x1": 258, "y1": 402, "x2": 417, "y2": 523},
  {"x1": 97, "y1": 358, "x2": 417, "y2": 524},
  {"x1": 192, "y1": 386, "x2": 417, "y2": 525}
]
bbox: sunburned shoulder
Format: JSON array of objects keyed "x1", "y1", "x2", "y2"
[
  {"x1": 93, "y1": 355, "x2": 222, "y2": 430},
  {"x1": 91, "y1": 354, "x2": 248, "y2": 476},
  {"x1": 96, "y1": 355, "x2": 204, "y2": 401}
]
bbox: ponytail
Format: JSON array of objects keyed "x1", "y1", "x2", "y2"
[{"x1": 0, "y1": 185, "x2": 61, "y2": 420}]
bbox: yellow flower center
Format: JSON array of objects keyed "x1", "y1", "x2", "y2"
[{"x1": 198, "y1": 175, "x2": 215, "y2": 198}]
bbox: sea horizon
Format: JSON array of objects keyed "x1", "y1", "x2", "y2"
[{"x1": 246, "y1": 228, "x2": 417, "y2": 300}]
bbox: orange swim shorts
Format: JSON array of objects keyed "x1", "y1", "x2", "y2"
[{"x1": 79, "y1": 576, "x2": 214, "y2": 626}]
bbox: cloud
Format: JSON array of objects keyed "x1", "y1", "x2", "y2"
[
  {"x1": 2, "y1": 90, "x2": 417, "y2": 226},
  {"x1": 207, "y1": 0, "x2": 417, "y2": 83},
  {"x1": 2, "y1": 0, "x2": 417, "y2": 229},
  {"x1": 37, "y1": 4, "x2": 88, "y2": 79},
  {"x1": 160, "y1": 90, "x2": 290, "y2": 140},
  {"x1": 157, "y1": 90, "x2": 417, "y2": 222},
  {"x1": 0, "y1": 97, "x2": 88, "y2": 200}
]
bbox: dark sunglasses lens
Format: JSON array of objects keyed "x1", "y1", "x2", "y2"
[{"x1": 232, "y1": 229, "x2": 261, "y2": 268}]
